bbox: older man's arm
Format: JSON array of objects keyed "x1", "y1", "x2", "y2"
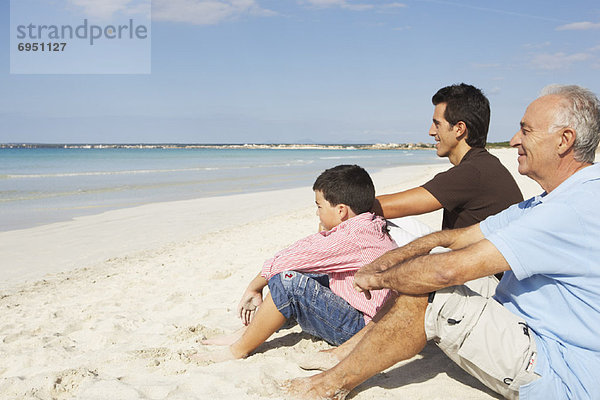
[
  {"x1": 355, "y1": 238, "x2": 509, "y2": 296},
  {"x1": 358, "y1": 223, "x2": 485, "y2": 278}
]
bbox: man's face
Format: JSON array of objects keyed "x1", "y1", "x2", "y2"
[
  {"x1": 510, "y1": 95, "x2": 562, "y2": 181},
  {"x1": 429, "y1": 103, "x2": 458, "y2": 158}
]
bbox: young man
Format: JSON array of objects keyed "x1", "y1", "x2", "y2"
[
  {"x1": 377, "y1": 83, "x2": 522, "y2": 230},
  {"x1": 194, "y1": 165, "x2": 398, "y2": 363},
  {"x1": 285, "y1": 85, "x2": 600, "y2": 400}
]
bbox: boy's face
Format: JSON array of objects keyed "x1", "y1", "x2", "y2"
[{"x1": 315, "y1": 190, "x2": 342, "y2": 231}]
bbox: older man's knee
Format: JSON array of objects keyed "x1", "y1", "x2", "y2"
[{"x1": 382, "y1": 293, "x2": 429, "y2": 331}]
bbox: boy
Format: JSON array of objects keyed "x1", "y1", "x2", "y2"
[{"x1": 195, "y1": 165, "x2": 399, "y2": 363}]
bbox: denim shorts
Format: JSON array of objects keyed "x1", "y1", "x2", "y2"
[{"x1": 268, "y1": 271, "x2": 365, "y2": 346}]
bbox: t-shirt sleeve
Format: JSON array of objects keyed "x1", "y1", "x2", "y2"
[
  {"x1": 484, "y1": 201, "x2": 589, "y2": 280},
  {"x1": 421, "y1": 164, "x2": 480, "y2": 211},
  {"x1": 480, "y1": 201, "x2": 528, "y2": 236}
]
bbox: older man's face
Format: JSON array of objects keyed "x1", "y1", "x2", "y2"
[{"x1": 510, "y1": 95, "x2": 563, "y2": 181}]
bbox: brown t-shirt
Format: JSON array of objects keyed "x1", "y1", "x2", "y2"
[{"x1": 422, "y1": 148, "x2": 523, "y2": 230}]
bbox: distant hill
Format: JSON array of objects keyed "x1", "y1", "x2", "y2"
[{"x1": 487, "y1": 141, "x2": 512, "y2": 148}]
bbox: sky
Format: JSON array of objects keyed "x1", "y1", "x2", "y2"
[{"x1": 1, "y1": 0, "x2": 599, "y2": 144}]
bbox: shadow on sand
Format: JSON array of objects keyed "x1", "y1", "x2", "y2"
[{"x1": 349, "y1": 342, "x2": 502, "y2": 398}]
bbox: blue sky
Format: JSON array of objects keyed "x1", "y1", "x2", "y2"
[{"x1": 1, "y1": 0, "x2": 599, "y2": 144}]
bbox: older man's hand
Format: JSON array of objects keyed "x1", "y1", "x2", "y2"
[{"x1": 353, "y1": 268, "x2": 385, "y2": 300}]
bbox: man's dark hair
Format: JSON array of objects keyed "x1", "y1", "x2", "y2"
[
  {"x1": 432, "y1": 83, "x2": 490, "y2": 148},
  {"x1": 313, "y1": 164, "x2": 375, "y2": 214}
]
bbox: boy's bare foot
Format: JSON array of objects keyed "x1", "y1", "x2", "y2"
[
  {"x1": 189, "y1": 347, "x2": 237, "y2": 364},
  {"x1": 283, "y1": 376, "x2": 350, "y2": 400},
  {"x1": 201, "y1": 327, "x2": 247, "y2": 346}
]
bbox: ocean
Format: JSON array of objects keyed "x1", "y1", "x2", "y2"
[{"x1": 0, "y1": 147, "x2": 444, "y2": 232}]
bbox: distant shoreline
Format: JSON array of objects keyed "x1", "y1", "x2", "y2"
[
  {"x1": 0, "y1": 142, "x2": 513, "y2": 150},
  {"x1": 0, "y1": 142, "x2": 434, "y2": 150}
]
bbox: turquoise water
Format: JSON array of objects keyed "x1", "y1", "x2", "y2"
[{"x1": 0, "y1": 147, "x2": 444, "y2": 231}]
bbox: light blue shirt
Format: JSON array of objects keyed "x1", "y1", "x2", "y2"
[{"x1": 481, "y1": 163, "x2": 600, "y2": 399}]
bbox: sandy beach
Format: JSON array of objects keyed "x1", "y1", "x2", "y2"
[{"x1": 0, "y1": 148, "x2": 543, "y2": 400}]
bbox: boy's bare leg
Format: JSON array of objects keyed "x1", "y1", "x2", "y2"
[
  {"x1": 192, "y1": 293, "x2": 286, "y2": 363},
  {"x1": 201, "y1": 326, "x2": 247, "y2": 346},
  {"x1": 229, "y1": 292, "x2": 286, "y2": 357},
  {"x1": 285, "y1": 294, "x2": 428, "y2": 399},
  {"x1": 298, "y1": 294, "x2": 397, "y2": 370}
]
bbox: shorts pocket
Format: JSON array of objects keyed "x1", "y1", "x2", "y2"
[
  {"x1": 428, "y1": 286, "x2": 477, "y2": 349},
  {"x1": 456, "y1": 298, "x2": 532, "y2": 383}
]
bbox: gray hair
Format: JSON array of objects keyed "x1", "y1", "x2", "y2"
[{"x1": 540, "y1": 84, "x2": 600, "y2": 163}]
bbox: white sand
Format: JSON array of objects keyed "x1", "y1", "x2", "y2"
[{"x1": 0, "y1": 149, "x2": 541, "y2": 400}]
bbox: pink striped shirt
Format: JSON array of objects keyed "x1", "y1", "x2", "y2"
[{"x1": 261, "y1": 212, "x2": 398, "y2": 323}]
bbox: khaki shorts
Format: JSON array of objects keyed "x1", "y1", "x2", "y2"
[{"x1": 424, "y1": 276, "x2": 540, "y2": 400}]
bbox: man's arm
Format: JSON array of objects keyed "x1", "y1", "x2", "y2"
[
  {"x1": 373, "y1": 187, "x2": 442, "y2": 219},
  {"x1": 356, "y1": 238, "x2": 510, "y2": 296},
  {"x1": 359, "y1": 223, "x2": 484, "y2": 275}
]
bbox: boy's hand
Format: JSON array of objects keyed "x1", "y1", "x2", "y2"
[{"x1": 238, "y1": 290, "x2": 263, "y2": 326}]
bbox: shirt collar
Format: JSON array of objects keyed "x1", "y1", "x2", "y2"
[
  {"x1": 460, "y1": 147, "x2": 487, "y2": 163},
  {"x1": 536, "y1": 163, "x2": 600, "y2": 204},
  {"x1": 325, "y1": 212, "x2": 383, "y2": 235}
]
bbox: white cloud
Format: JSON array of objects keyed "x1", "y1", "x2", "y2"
[
  {"x1": 530, "y1": 52, "x2": 592, "y2": 70},
  {"x1": 522, "y1": 41, "x2": 551, "y2": 49},
  {"x1": 302, "y1": 0, "x2": 405, "y2": 11},
  {"x1": 67, "y1": 0, "x2": 150, "y2": 19},
  {"x1": 472, "y1": 63, "x2": 500, "y2": 69},
  {"x1": 382, "y1": 2, "x2": 407, "y2": 8},
  {"x1": 303, "y1": 0, "x2": 346, "y2": 7},
  {"x1": 344, "y1": 4, "x2": 374, "y2": 11},
  {"x1": 303, "y1": 0, "x2": 372, "y2": 10},
  {"x1": 556, "y1": 21, "x2": 600, "y2": 31},
  {"x1": 152, "y1": 0, "x2": 276, "y2": 25},
  {"x1": 415, "y1": 1, "x2": 561, "y2": 23}
]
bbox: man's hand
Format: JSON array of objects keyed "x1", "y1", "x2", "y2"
[
  {"x1": 352, "y1": 249, "x2": 402, "y2": 299},
  {"x1": 353, "y1": 269, "x2": 385, "y2": 300},
  {"x1": 237, "y1": 289, "x2": 263, "y2": 326},
  {"x1": 359, "y1": 249, "x2": 401, "y2": 275}
]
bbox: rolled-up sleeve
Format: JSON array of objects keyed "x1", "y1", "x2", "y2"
[{"x1": 261, "y1": 232, "x2": 361, "y2": 280}]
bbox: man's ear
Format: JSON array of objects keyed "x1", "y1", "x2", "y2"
[
  {"x1": 454, "y1": 121, "x2": 467, "y2": 140},
  {"x1": 557, "y1": 127, "x2": 576, "y2": 156}
]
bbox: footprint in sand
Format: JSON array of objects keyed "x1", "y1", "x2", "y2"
[
  {"x1": 51, "y1": 367, "x2": 99, "y2": 399},
  {"x1": 244, "y1": 370, "x2": 290, "y2": 398},
  {"x1": 209, "y1": 270, "x2": 233, "y2": 280},
  {"x1": 171, "y1": 323, "x2": 224, "y2": 343},
  {"x1": 130, "y1": 346, "x2": 191, "y2": 369}
]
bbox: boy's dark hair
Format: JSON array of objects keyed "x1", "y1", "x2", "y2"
[
  {"x1": 312, "y1": 164, "x2": 375, "y2": 214},
  {"x1": 432, "y1": 83, "x2": 490, "y2": 148}
]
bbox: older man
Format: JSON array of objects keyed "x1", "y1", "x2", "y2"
[{"x1": 286, "y1": 85, "x2": 600, "y2": 399}]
